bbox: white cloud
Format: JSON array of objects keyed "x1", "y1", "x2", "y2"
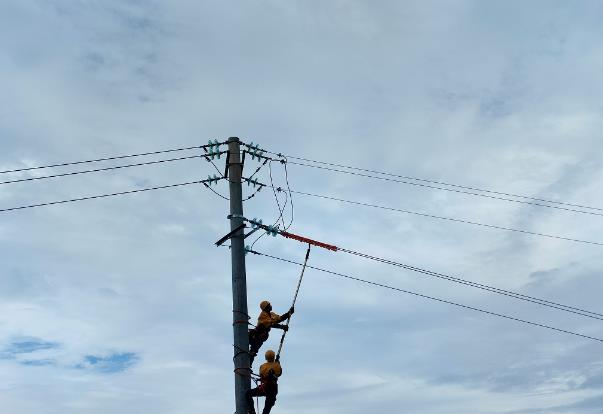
[{"x1": 1, "y1": 1, "x2": 603, "y2": 413}]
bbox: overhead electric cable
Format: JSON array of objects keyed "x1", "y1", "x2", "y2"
[
  {"x1": 252, "y1": 250, "x2": 603, "y2": 344},
  {"x1": 283, "y1": 159, "x2": 295, "y2": 230},
  {"x1": 287, "y1": 161, "x2": 603, "y2": 217},
  {"x1": 0, "y1": 179, "x2": 213, "y2": 213},
  {"x1": 262, "y1": 150, "x2": 603, "y2": 213},
  {"x1": 0, "y1": 144, "x2": 220, "y2": 175},
  {"x1": 271, "y1": 187, "x2": 603, "y2": 247},
  {"x1": 244, "y1": 217, "x2": 603, "y2": 320},
  {"x1": 269, "y1": 161, "x2": 287, "y2": 229},
  {"x1": 0, "y1": 155, "x2": 205, "y2": 186},
  {"x1": 337, "y1": 247, "x2": 603, "y2": 320}
]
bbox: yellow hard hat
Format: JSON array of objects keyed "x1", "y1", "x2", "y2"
[
  {"x1": 265, "y1": 349, "x2": 276, "y2": 362},
  {"x1": 260, "y1": 300, "x2": 271, "y2": 311}
]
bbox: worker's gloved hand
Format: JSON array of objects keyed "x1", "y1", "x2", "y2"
[{"x1": 283, "y1": 325, "x2": 289, "y2": 332}]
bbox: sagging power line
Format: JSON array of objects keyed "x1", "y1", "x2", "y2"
[
  {"x1": 262, "y1": 149, "x2": 603, "y2": 213},
  {"x1": 243, "y1": 217, "x2": 603, "y2": 321},
  {"x1": 250, "y1": 249, "x2": 603, "y2": 344},
  {"x1": 0, "y1": 143, "x2": 224, "y2": 175},
  {"x1": 287, "y1": 161, "x2": 603, "y2": 217},
  {"x1": 0, "y1": 179, "x2": 221, "y2": 213},
  {"x1": 269, "y1": 186, "x2": 603, "y2": 247},
  {"x1": 0, "y1": 154, "x2": 208, "y2": 186}
]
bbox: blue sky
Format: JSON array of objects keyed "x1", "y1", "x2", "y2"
[{"x1": 1, "y1": 1, "x2": 603, "y2": 413}]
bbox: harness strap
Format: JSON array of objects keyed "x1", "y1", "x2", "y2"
[{"x1": 276, "y1": 244, "x2": 311, "y2": 359}]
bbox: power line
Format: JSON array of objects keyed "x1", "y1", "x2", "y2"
[
  {"x1": 337, "y1": 247, "x2": 603, "y2": 321},
  {"x1": 263, "y1": 150, "x2": 603, "y2": 213},
  {"x1": 273, "y1": 187, "x2": 603, "y2": 247},
  {"x1": 252, "y1": 250, "x2": 603, "y2": 344},
  {"x1": 0, "y1": 179, "x2": 212, "y2": 213},
  {"x1": 0, "y1": 155, "x2": 205, "y2": 186},
  {"x1": 242, "y1": 216, "x2": 603, "y2": 320},
  {"x1": 0, "y1": 144, "x2": 221, "y2": 175},
  {"x1": 287, "y1": 161, "x2": 603, "y2": 217}
]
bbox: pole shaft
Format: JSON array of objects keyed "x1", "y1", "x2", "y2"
[{"x1": 227, "y1": 137, "x2": 251, "y2": 413}]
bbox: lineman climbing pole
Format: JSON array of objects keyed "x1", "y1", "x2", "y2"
[{"x1": 227, "y1": 137, "x2": 251, "y2": 413}]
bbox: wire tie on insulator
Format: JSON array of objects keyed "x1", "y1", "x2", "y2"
[
  {"x1": 207, "y1": 174, "x2": 220, "y2": 186},
  {"x1": 212, "y1": 139, "x2": 222, "y2": 159},
  {"x1": 250, "y1": 218, "x2": 262, "y2": 229},
  {"x1": 265, "y1": 225, "x2": 278, "y2": 237},
  {"x1": 248, "y1": 142, "x2": 256, "y2": 160}
]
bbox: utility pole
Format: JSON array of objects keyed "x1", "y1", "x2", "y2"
[{"x1": 227, "y1": 137, "x2": 251, "y2": 413}]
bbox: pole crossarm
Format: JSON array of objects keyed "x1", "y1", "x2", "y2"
[{"x1": 244, "y1": 216, "x2": 338, "y2": 252}]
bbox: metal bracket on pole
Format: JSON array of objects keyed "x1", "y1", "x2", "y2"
[
  {"x1": 224, "y1": 150, "x2": 231, "y2": 179},
  {"x1": 216, "y1": 222, "x2": 260, "y2": 247},
  {"x1": 215, "y1": 223, "x2": 246, "y2": 247}
]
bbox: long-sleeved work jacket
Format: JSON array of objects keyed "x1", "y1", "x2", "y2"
[
  {"x1": 259, "y1": 361, "x2": 282, "y2": 384},
  {"x1": 256, "y1": 310, "x2": 286, "y2": 331}
]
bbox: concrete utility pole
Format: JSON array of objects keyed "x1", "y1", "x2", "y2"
[{"x1": 227, "y1": 137, "x2": 251, "y2": 413}]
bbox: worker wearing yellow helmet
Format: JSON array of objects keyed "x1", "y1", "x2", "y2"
[
  {"x1": 248, "y1": 300, "x2": 294, "y2": 364},
  {"x1": 246, "y1": 349, "x2": 282, "y2": 414}
]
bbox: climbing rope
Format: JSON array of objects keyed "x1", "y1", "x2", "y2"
[{"x1": 276, "y1": 244, "x2": 311, "y2": 360}]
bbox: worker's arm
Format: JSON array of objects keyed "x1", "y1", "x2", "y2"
[
  {"x1": 278, "y1": 306, "x2": 295, "y2": 322},
  {"x1": 274, "y1": 362, "x2": 282, "y2": 377}
]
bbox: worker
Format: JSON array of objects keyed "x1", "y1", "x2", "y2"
[
  {"x1": 246, "y1": 349, "x2": 282, "y2": 414},
  {"x1": 248, "y1": 300, "x2": 294, "y2": 364}
]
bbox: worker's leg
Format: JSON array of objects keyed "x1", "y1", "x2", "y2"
[
  {"x1": 246, "y1": 386, "x2": 266, "y2": 414},
  {"x1": 248, "y1": 330, "x2": 268, "y2": 364},
  {"x1": 248, "y1": 330, "x2": 259, "y2": 364},
  {"x1": 261, "y1": 385, "x2": 278, "y2": 414}
]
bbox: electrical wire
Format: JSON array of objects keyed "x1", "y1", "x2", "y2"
[
  {"x1": 249, "y1": 161, "x2": 291, "y2": 250},
  {"x1": 246, "y1": 157, "x2": 269, "y2": 182},
  {"x1": 250, "y1": 188, "x2": 288, "y2": 250},
  {"x1": 336, "y1": 247, "x2": 603, "y2": 321},
  {"x1": 243, "y1": 184, "x2": 264, "y2": 202},
  {"x1": 270, "y1": 187, "x2": 603, "y2": 247},
  {"x1": 282, "y1": 159, "x2": 295, "y2": 230},
  {"x1": 0, "y1": 144, "x2": 219, "y2": 175},
  {"x1": 0, "y1": 155, "x2": 205, "y2": 186},
  {"x1": 269, "y1": 161, "x2": 287, "y2": 229},
  {"x1": 252, "y1": 250, "x2": 603, "y2": 344},
  {"x1": 0, "y1": 179, "x2": 213, "y2": 213},
  {"x1": 204, "y1": 183, "x2": 230, "y2": 201},
  {"x1": 202, "y1": 147, "x2": 228, "y2": 177},
  {"x1": 262, "y1": 150, "x2": 603, "y2": 213},
  {"x1": 287, "y1": 161, "x2": 603, "y2": 217},
  {"x1": 243, "y1": 215, "x2": 603, "y2": 320}
]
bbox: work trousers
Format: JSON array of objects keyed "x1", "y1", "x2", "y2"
[
  {"x1": 248, "y1": 329, "x2": 269, "y2": 365},
  {"x1": 246, "y1": 383, "x2": 278, "y2": 414}
]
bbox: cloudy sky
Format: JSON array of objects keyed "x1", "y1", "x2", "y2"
[{"x1": 1, "y1": 1, "x2": 603, "y2": 413}]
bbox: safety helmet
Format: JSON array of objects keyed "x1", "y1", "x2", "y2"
[
  {"x1": 260, "y1": 300, "x2": 271, "y2": 311},
  {"x1": 265, "y1": 349, "x2": 276, "y2": 362}
]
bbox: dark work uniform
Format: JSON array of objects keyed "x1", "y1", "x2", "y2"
[
  {"x1": 248, "y1": 310, "x2": 290, "y2": 364},
  {"x1": 246, "y1": 359, "x2": 282, "y2": 414}
]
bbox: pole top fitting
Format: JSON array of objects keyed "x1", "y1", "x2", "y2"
[{"x1": 227, "y1": 137, "x2": 240, "y2": 143}]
